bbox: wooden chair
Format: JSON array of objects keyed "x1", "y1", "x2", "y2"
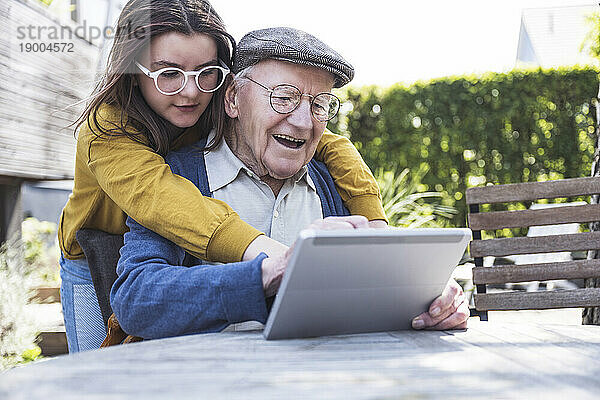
[{"x1": 466, "y1": 177, "x2": 600, "y2": 321}]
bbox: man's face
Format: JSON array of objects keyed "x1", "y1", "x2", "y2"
[{"x1": 226, "y1": 60, "x2": 335, "y2": 179}]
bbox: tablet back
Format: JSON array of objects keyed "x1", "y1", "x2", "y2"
[{"x1": 263, "y1": 228, "x2": 471, "y2": 340}]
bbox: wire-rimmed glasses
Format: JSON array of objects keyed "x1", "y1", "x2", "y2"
[
  {"x1": 135, "y1": 60, "x2": 230, "y2": 95},
  {"x1": 243, "y1": 77, "x2": 340, "y2": 122}
]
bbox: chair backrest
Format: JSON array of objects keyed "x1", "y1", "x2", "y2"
[
  {"x1": 466, "y1": 177, "x2": 600, "y2": 317},
  {"x1": 75, "y1": 229, "x2": 124, "y2": 327}
]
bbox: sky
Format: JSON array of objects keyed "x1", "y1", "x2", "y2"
[
  {"x1": 212, "y1": 0, "x2": 598, "y2": 86},
  {"x1": 80, "y1": 0, "x2": 599, "y2": 86}
]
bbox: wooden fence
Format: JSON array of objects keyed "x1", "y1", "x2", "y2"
[
  {"x1": 0, "y1": 0, "x2": 101, "y2": 241},
  {"x1": 0, "y1": 0, "x2": 100, "y2": 181}
]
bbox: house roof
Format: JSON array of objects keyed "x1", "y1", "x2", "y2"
[{"x1": 516, "y1": 4, "x2": 599, "y2": 68}]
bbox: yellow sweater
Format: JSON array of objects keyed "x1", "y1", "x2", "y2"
[{"x1": 58, "y1": 104, "x2": 386, "y2": 262}]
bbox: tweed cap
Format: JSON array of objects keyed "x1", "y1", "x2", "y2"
[{"x1": 233, "y1": 27, "x2": 354, "y2": 88}]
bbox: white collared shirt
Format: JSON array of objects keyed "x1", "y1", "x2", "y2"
[{"x1": 204, "y1": 132, "x2": 323, "y2": 247}]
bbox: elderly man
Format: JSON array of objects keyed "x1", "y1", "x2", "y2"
[{"x1": 111, "y1": 27, "x2": 468, "y2": 339}]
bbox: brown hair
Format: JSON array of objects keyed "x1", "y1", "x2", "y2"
[{"x1": 74, "y1": 0, "x2": 235, "y2": 156}]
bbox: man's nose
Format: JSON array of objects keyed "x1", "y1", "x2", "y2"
[{"x1": 287, "y1": 96, "x2": 313, "y2": 130}]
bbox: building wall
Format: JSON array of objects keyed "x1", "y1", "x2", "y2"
[
  {"x1": 22, "y1": 180, "x2": 73, "y2": 225},
  {"x1": 516, "y1": 5, "x2": 598, "y2": 68},
  {"x1": 0, "y1": 0, "x2": 101, "y2": 181}
]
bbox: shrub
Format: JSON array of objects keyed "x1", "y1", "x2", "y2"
[
  {"x1": 22, "y1": 218, "x2": 60, "y2": 287},
  {"x1": 0, "y1": 218, "x2": 59, "y2": 370},
  {"x1": 0, "y1": 236, "x2": 39, "y2": 371},
  {"x1": 376, "y1": 165, "x2": 456, "y2": 228},
  {"x1": 329, "y1": 67, "x2": 599, "y2": 226}
]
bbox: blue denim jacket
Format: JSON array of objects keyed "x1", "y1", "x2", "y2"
[{"x1": 111, "y1": 139, "x2": 349, "y2": 339}]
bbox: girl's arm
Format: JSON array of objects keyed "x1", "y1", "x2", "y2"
[
  {"x1": 81, "y1": 124, "x2": 261, "y2": 263},
  {"x1": 314, "y1": 130, "x2": 388, "y2": 222}
]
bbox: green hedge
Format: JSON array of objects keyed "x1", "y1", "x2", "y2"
[{"x1": 328, "y1": 67, "x2": 599, "y2": 226}]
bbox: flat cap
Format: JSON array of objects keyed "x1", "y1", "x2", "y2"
[{"x1": 233, "y1": 27, "x2": 354, "y2": 88}]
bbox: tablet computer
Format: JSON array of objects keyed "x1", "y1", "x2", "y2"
[{"x1": 263, "y1": 227, "x2": 471, "y2": 340}]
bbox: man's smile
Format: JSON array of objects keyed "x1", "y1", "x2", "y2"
[{"x1": 272, "y1": 134, "x2": 306, "y2": 149}]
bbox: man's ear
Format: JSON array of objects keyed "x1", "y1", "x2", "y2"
[{"x1": 224, "y1": 84, "x2": 239, "y2": 118}]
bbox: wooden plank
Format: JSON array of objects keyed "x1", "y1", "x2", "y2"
[
  {"x1": 541, "y1": 323, "x2": 600, "y2": 343},
  {"x1": 0, "y1": 176, "x2": 22, "y2": 185},
  {"x1": 470, "y1": 232, "x2": 600, "y2": 257},
  {"x1": 37, "y1": 331, "x2": 68, "y2": 356},
  {"x1": 31, "y1": 287, "x2": 61, "y2": 303},
  {"x1": 435, "y1": 324, "x2": 599, "y2": 396},
  {"x1": 0, "y1": 0, "x2": 99, "y2": 181},
  {"x1": 466, "y1": 177, "x2": 600, "y2": 205},
  {"x1": 468, "y1": 204, "x2": 600, "y2": 230},
  {"x1": 472, "y1": 259, "x2": 600, "y2": 284},
  {"x1": 462, "y1": 322, "x2": 600, "y2": 377},
  {"x1": 474, "y1": 288, "x2": 600, "y2": 311}
]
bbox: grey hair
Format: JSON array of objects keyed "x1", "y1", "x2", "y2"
[
  {"x1": 231, "y1": 64, "x2": 256, "y2": 90},
  {"x1": 220, "y1": 65, "x2": 256, "y2": 146}
]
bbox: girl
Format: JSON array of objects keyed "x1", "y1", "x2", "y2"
[{"x1": 58, "y1": 0, "x2": 386, "y2": 352}]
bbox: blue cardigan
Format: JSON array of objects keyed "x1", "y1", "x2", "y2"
[{"x1": 111, "y1": 140, "x2": 348, "y2": 339}]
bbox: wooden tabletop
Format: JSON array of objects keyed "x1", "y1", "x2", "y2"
[{"x1": 1, "y1": 320, "x2": 600, "y2": 399}]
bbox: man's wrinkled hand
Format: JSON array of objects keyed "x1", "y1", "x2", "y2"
[
  {"x1": 411, "y1": 279, "x2": 469, "y2": 330},
  {"x1": 306, "y1": 215, "x2": 370, "y2": 230},
  {"x1": 261, "y1": 245, "x2": 293, "y2": 297}
]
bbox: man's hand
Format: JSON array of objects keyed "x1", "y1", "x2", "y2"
[
  {"x1": 411, "y1": 279, "x2": 469, "y2": 330},
  {"x1": 368, "y1": 219, "x2": 388, "y2": 229},
  {"x1": 306, "y1": 215, "x2": 370, "y2": 230},
  {"x1": 260, "y1": 215, "x2": 370, "y2": 296},
  {"x1": 261, "y1": 245, "x2": 293, "y2": 297}
]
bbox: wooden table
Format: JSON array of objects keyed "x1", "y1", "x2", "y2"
[{"x1": 1, "y1": 320, "x2": 600, "y2": 399}]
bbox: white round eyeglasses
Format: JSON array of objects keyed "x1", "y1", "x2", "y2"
[{"x1": 135, "y1": 60, "x2": 230, "y2": 95}]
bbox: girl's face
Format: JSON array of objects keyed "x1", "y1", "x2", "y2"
[{"x1": 137, "y1": 32, "x2": 218, "y2": 130}]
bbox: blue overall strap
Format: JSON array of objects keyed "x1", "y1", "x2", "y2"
[
  {"x1": 307, "y1": 159, "x2": 350, "y2": 218},
  {"x1": 165, "y1": 136, "x2": 211, "y2": 196},
  {"x1": 163, "y1": 137, "x2": 210, "y2": 265},
  {"x1": 195, "y1": 137, "x2": 210, "y2": 196}
]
